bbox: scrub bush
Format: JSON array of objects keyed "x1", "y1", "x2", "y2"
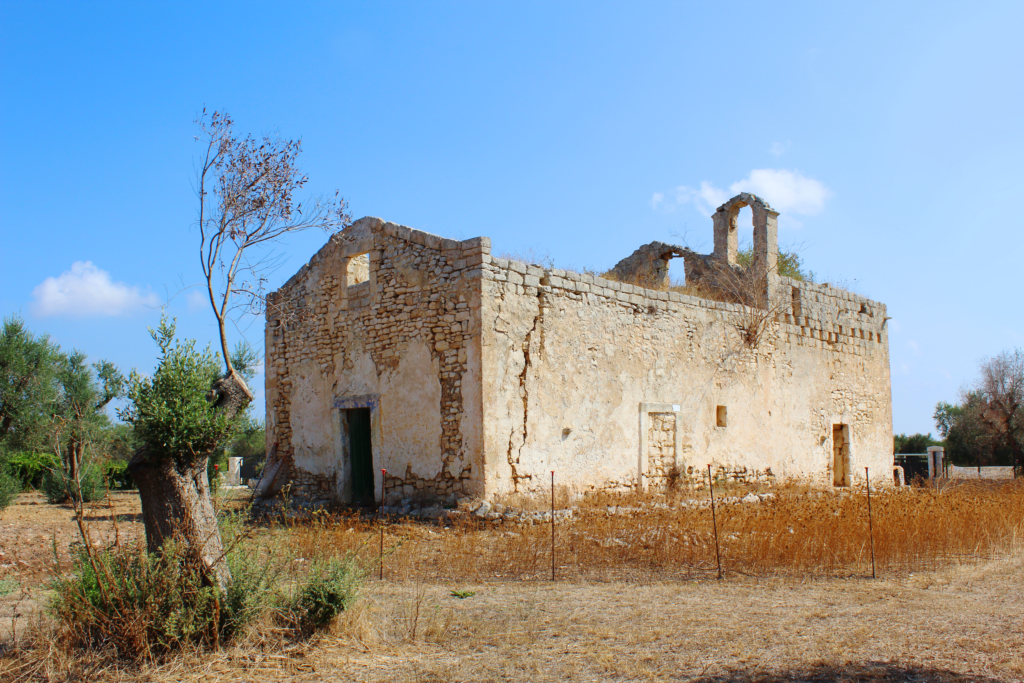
[
  {"x1": 289, "y1": 556, "x2": 362, "y2": 634},
  {"x1": 0, "y1": 467, "x2": 17, "y2": 511},
  {"x1": 41, "y1": 463, "x2": 105, "y2": 504},
  {"x1": 5, "y1": 450, "x2": 58, "y2": 490},
  {"x1": 47, "y1": 510, "x2": 363, "y2": 660},
  {"x1": 103, "y1": 459, "x2": 135, "y2": 490},
  {"x1": 50, "y1": 541, "x2": 222, "y2": 657}
]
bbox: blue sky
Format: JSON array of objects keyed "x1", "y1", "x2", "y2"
[{"x1": 2, "y1": 1, "x2": 1022, "y2": 436}]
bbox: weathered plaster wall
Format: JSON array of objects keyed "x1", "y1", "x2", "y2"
[
  {"x1": 265, "y1": 218, "x2": 489, "y2": 505},
  {"x1": 267, "y1": 201, "x2": 893, "y2": 507},
  {"x1": 479, "y1": 257, "x2": 893, "y2": 497}
]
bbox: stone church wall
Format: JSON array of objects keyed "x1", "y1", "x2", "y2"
[
  {"x1": 266, "y1": 205, "x2": 893, "y2": 508},
  {"x1": 478, "y1": 256, "x2": 892, "y2": 498},
  {"x1": 264, "y1": 218, "x2": 490, "y2": 505}
]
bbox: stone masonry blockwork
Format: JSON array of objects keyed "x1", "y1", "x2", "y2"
[{"x1": 265, "y1": 194, "x2": 893, "y2": 507}]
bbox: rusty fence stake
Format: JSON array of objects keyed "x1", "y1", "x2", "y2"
[
  {"x1": 865, "y1": 466, "x2": 876, "y2": 579},
  {"x1": 707, "y1": 464, "x2": 722, "y2": 580},
  {"x1": 551, "y1": 470, "x2": 556, "y2": 581},
  {"x1": 380, "y1": 468, "x2": 386, "y2": 581}
]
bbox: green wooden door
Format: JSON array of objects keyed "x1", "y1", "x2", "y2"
[{"x1": 348, "y1": 408, "x2": 374, "y2": 504}]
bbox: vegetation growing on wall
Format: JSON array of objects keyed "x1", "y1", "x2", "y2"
[{"x1": 735, "y1": 246, "x2": 815, "y2": 282}]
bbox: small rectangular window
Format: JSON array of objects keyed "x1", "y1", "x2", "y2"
[
  {"x1": 344, "y1": 253, "x2": 372, "y2": 309},
  {"x1": 716, "y1": 405, "x2": 727, "y2": 428},
  {"x1": 347, "y1": 254, "x2": 369, "y2": 285}
]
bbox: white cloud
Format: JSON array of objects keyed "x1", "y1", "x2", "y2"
[
  {"x1": 32, "y1": 261, "x2": 160, "y2": 317},
  {"x1": 675, "y1": 181, "x2": 728, "y2": 216},
  {"x1": 729, "y1": 169, "x2": 832, "y2": 216},
  {"x1": 657, "y1": 181, "x2": 728, "y2": 216},
  {"x1": 652, "y1": 169, "x2": 832, "y2": 220},
  {"x1": 769, "y1": 141, "x2": 789, "y2": 157}
]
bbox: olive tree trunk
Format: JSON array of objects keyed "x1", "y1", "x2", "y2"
[
  {"x1": 128, "y1": 446, "x2": 230, "y2": 591},
  {"x1": 127, "y1": 372, "x2": 253, "y2": 594}
]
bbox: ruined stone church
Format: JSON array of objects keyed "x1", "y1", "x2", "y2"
[{"x1": 263, "y1": 193, "x2": 893, "y2": 506}]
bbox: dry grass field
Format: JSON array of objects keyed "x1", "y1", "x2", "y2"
[{"x1": 1, "y1": 481, "x2": 1023, "y2": 682}]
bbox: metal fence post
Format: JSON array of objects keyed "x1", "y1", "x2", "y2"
[
  {"x1": 865, "y1": 466, "x2": 876, "y2": 579},
  {"x1": 551, "y1": 470, "x2": 556, "y2": 581},
  {"x1": 707, "y1": 464, "x2": 722, "y2": 580}
]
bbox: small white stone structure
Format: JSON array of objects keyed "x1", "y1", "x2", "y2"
[
  {"x1": 263, "y1": 194, "x2": 894, "y2": 506},
  {"x1": 893, "y1": 465, "x2": 905, "y2": 487},
  {"x1": 226, "y1": 457, "x2": 243, "y2": 486}
]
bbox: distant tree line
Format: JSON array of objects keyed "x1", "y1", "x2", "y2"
[
  {"x1": 0, "y1": 314, "x2": 266, "y2": 511},
  {"x1": 932, "y1": 349, "x2": 1024, "y2": 470},
  {"x1": 896, "y1": 349, "x2": 1024, "y2": 472}
]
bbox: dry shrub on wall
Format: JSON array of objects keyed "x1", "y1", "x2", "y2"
[{"x1": 282, "y1": 481, "x2": 1024, "y2": 582}]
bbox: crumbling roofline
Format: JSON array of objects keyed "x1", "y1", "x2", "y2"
[
  {"x1": 270, "y1": 212, "x2": 885, "y2": 318},
  {"x1": 271, "y1": 216, "x2": 491, "y2": 297}
]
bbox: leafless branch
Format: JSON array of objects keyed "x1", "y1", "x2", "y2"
[{"x1": 193, "y1": 109, "x2": 352, "y2": 380}]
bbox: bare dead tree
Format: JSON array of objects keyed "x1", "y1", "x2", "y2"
[
  {"x1": 657, "y1": 246, "x2": 788, "y2": 350},
  {"x1": 195, "y1": 109, "x2": 350, "y2": 383},
  {"x1": 702, "y1": 259, "x2": 789, "y2": 349},
  {"x1": 126, "y1": 111, "x2": 350, "y2": 593},
  {"x1": 977, "y1": 349, "x2": 1024, "y2": 473}
]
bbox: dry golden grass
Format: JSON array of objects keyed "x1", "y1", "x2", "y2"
[
  {"x1": 3, "y1": 482, "x2": 1024, "y2": 681},
  {"x1": 281, "y1": 480, "x2": 1024, "y2": 582},
  {"x1": 6, "y1": 554, "x2": 1022, "y2": 681}
]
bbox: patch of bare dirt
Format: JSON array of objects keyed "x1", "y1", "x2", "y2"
[{"x1": 0, "y1": 493, "x2": 142, "y2": 602}]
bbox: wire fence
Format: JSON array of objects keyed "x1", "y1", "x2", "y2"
[{"x1": 281, "y1": 475, "x2": 1024, "y2": 585}]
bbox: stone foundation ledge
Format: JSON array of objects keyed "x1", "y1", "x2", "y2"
[
  {"x1": 247, "y1": 486, "x2": 902, "y2": 523},
  {"x1": 378, "y1": 497, "x2": 577, "y2": 524}
]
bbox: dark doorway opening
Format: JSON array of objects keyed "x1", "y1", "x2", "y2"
[{"x1": 347, "y1": 408, "x2": 374, "y2": 505}]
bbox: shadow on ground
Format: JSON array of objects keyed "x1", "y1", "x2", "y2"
[
  {"x1": 81, "y1": 513, "x2": 144, "y2": 523},
  {"x1": 689, "y1": 662, "x2": 1003, "y2": 682}
]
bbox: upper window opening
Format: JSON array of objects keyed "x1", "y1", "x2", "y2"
[
  {"x1": 347, "y1": 254, "x2": 369, "y2": 286},
  {"x1": 733, "y1": 207, "x2": 755, "y2": 269}
]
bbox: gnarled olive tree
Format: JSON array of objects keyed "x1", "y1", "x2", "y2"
[{"x1": 125, "y1": 110, "x2": 349, "y2": 591}]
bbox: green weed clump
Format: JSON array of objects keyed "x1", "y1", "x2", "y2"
[
  {"x1": 288, "y1": 556, "x2": 362, "y2": 634},
  {"x1": 41, "y1": 463, "x2": 105, "y2": 504},
  {"x1": 47, "y1": 509, "x2": 364, "y2": 661},
  {"x1": 50, "y1": 541, "x2": 223, "y2": 657}
]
